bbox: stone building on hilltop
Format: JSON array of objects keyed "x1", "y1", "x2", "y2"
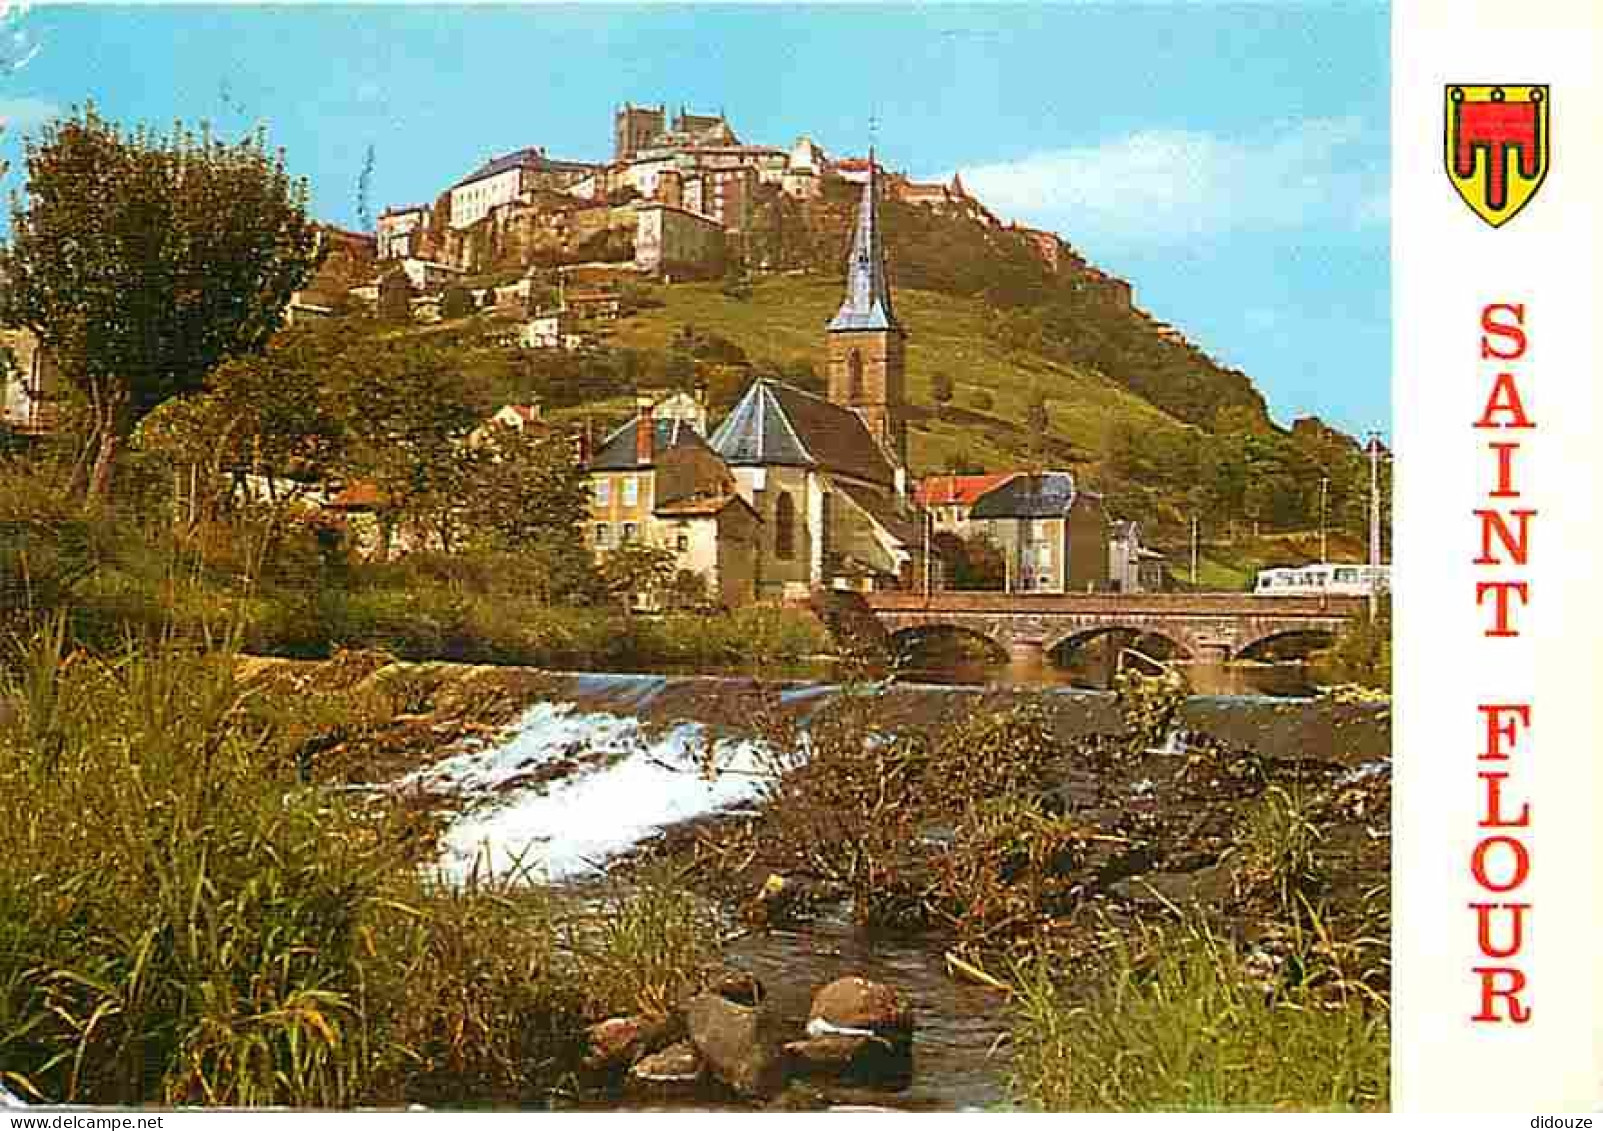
[
  {"x1": 376, "y1": 205, "x2": 430, "y2": 260},
  {"x1": 449, "y1": 147, "x2": 597, "y2": 230},
  {"x1": 614, "y1": 103, "x2": 738, "y2": 161}
]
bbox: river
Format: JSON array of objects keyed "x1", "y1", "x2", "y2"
[{"x1": 383, "y1": 658, "x2": 1385, "y2": 1110}]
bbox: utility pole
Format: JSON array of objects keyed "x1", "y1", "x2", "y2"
[
  {"x1": 1189, "y1": 514, "x2": 1199, "y2": 589},
  {"x1": 923, "y1": 509, "x2": 932, "y2": 601},
  {"x1": 1319, "y1": 475, "x2": 1330, "y2": 564},
  {"x1": 1367, "y1": 432, "x2": 1384, "y2": 620}
]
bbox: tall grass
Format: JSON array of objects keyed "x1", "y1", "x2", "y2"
[
  {"x1": 0, "y1": 627, "x2": 718, "y2": 1107},
  {"x1": 1008, "y1": 921, "x2": 1390, "y2": 1112}
]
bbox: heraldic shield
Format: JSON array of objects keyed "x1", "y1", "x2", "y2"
[{"x1": 1445, "y1": 84, "x2": 1550, "y2": 228}]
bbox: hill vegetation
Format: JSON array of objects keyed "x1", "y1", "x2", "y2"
[
  {"x1": 404, "y1": 272, "x2": 1383, "y2": 562},
  {"x1": 408, "y1": 172, "x2": 1384, "y2": 562}
]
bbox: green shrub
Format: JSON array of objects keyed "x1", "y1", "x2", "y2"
[
  {"x1": 1008, "y1": 921, "x2": 1389, "y2": 1111},
  {"x1": 0, "y1": 632, "x2": 721, "y2": 1108},
  {"x1": 1322, "y1": 598, "x2": 1391, "y2": 690}
]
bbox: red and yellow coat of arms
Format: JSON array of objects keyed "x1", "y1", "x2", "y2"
[{"x1": 1444, "y1": 84, "x2": 1549, "y2": 227}]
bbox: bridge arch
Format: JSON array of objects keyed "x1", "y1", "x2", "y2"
[
  {"x1": 1234, "y1": 626, "x2": 1338, "y2": 662},
  {"x1": 1045, "y1": 624, "x2": 1194, "y2": 662},
  {"x1": 889, "y1": 623, "x2": 1010, "y2": 665}
]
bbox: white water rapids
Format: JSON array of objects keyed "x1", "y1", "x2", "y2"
[{"x1": 397, "y1": 697, "x2": 775, "y2": 883}]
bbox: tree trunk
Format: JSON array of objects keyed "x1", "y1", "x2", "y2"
[
  {"x1": 66, "y1": 421, "x2": 99, "y2": 501},
  {"x1": 86, "y1": 425, "x2": 119, "y2": 510}
]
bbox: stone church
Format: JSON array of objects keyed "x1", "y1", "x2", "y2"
[{"x1": 708, "y1": 154, "x2": 926, "y2": 598}]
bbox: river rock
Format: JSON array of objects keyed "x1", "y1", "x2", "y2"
[
  {"x1": 583, "y1": 1013, "x2": 678, "y2": 1072},
  {"x1": 706, "y1": 967, "x2": 765, "y2": 1006},
  {"x1": 806, "y1": 976, "x2": 914, "y2": 1050},
  {"x1": 782, "y1": 977, "x2": 917, "y2": 1087},
  {"x1": 684, "y1": 985, "x2": 786, "y2": 1097},
  {"x1": 629, "y1": 1040, "x2": 706, "y2": 1088},
  {"x1": 784, "y1": 1032, "x2": 873, "y2": 1068}
]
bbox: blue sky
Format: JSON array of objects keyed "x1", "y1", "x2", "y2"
[{"x1": 0, "y1": 2, "x2": 1390, "y2": 434}]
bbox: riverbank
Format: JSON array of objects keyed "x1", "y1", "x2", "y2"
[
  {"x1": 250, "y1": 654, "x2": 1391, "y2": 1109},
  {"x1": 0, "y1": 643, "x2": 1391, "y2": 1110}
]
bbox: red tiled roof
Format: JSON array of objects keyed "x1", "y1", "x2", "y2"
[
  {"x1": 326, "y1": 481, "x2": 384, "y2": 510},
  {"x1": 914, "y1": 473, "x2": 1018, "y2": 508}
]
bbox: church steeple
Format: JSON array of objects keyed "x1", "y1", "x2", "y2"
[
  {"x1": 825, "y1": 146, "x2": 908, "y2": 470},
  {"x1": 829, "y1": 150, "x2": 900, "y2": 333}
]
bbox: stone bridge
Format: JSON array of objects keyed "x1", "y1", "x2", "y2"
[{"x1": 861, "y1": 591, "x2": 1366, "y2": 662}]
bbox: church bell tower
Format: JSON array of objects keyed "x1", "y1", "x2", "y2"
[{"x1": 826, "y1": 150, "x2": 908, "y2": 471}]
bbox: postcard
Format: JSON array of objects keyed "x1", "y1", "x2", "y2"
[{"x1": 0, "y1": 0, "x2": 1594, "y2": 1116}]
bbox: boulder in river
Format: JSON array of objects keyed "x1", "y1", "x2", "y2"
[
  {"x1": 583, "y1": 1012, "x2": 679, "y2": 1072},
  {"x1": 807, "y1": 976, "x2": 914, "y2": 1048},
  {"x1": 684, "y1": 974, "x2": 787, "y2": 1098},
  {"x1": 629, "y1": 1040, "x2": 707, "y2": 1089},
  {"x1": 784, "y1": 976, "x2": 916, "y2": 1087}
]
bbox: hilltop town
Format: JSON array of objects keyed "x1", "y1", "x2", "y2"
[
  {"x1": 1, "y1": 100, "x2": 1384, "y2": 608},
  {"x1": 283, "y1": 101, "x2": 1207, "y2": 350}
]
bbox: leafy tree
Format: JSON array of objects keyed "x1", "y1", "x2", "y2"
[
  {"x1": 0, "y1": 107, "x2": 321, "y2": 503},
  {"x1": 664, "y1": 568, "x2": 710, "y2": 610},
  {"x1": 931, "y1": 371, "x2": 955, "y2": 405},
  {"x1": 138, "y1": 326, "x2": 352, "y2": 528},
  {"x1": 463, "y1": 421, "x2": 588, "y2": 553},
  {"x1": 945, "y1": 532, "x2": 1005, "y2": 590},
  {"x1": 329, "y1": 339, "x2": 481, "y2": 556},
  {"x1": 440, "y1": 285, "x2": 475, "y2": 320},
  {"x1": 599, "y1": 540, "x2": 676, "y2": 609},
  {"x1": 375, "y1": 270, "x2": 412, "y2": 321}
]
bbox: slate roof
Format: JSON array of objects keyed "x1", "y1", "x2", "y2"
[
  {"x1": 828, "y1": 153, "x2": 900, "y2": 334},
  {"x1": 454, "y1": 148, "x2": 595, "y2": 190},
  {"x1": 654, "y1": 491, "x2": 759, "y2": 520},
  {"x1": 589, "y1": 416, "x2": 718, "y2": 471},
  {"x1": 834, "y1": 479, "x2": 920, "y2": 546},
  {"x1": 708, "y1": 379, "x2": 896, "y2": 488},
  {"x1": 969, "y1": 471, "x2": 1078, "y2": 519}
]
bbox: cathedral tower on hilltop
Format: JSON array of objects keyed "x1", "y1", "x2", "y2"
[{"x1": 826, "y1": 151, "x2": 908, "y2": 472}]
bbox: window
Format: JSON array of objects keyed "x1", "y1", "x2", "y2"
[
  {"x1": 848, "y1": 350, "x2": 865, "y2": 400},
  {"x1": 622, "y1": 522, "x2": 638, "y2": 543},
  {"x1": 774, "y1": 492, "x2": 797, "y2": 560},
  {"x1": 594, "y1": 479, "x2": 611, "y2": 506},
  {"x1": 594, "y1": 523, "x2": 610, "y2": 547},
  {"x1": 676, "y1": 533, "x2": 690, "y2": 553},
  {"x1": 622, "y1": 477, "x2": 638, "y2": 507}
]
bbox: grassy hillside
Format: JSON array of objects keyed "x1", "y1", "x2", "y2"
[{"x1": 606, "y1": 275, "x2": 1190, "y2": 475}]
